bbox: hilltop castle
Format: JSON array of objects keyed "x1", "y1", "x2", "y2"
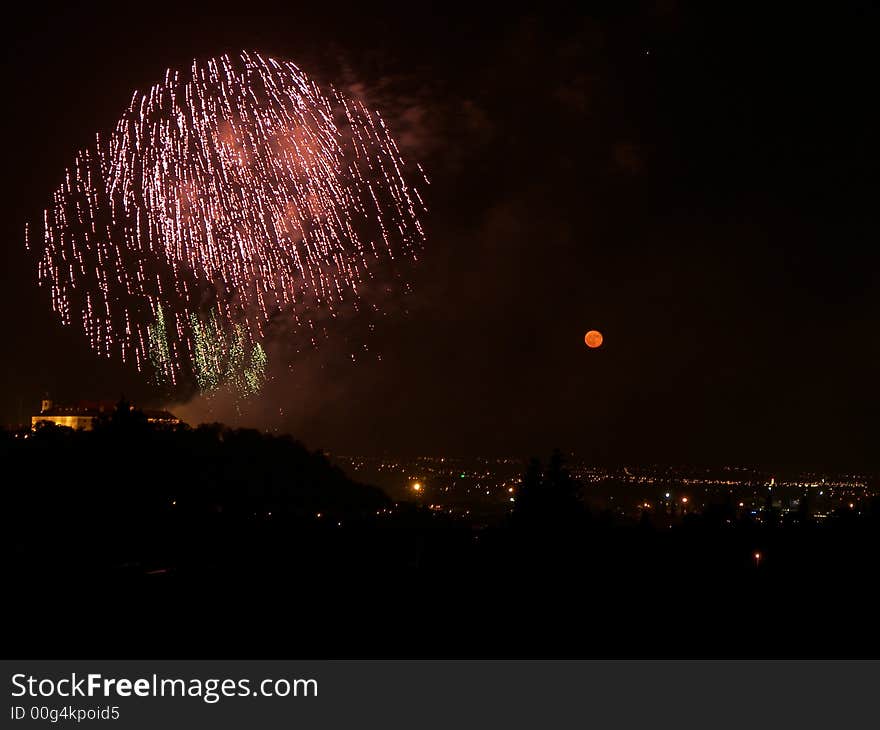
[{"x1": 32, "y1": 398, "x2": 180, "y2": 431}]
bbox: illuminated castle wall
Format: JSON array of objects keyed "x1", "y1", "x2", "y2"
[{"x1": 32, "y1": 399, "x2": 179, "y2": 431}]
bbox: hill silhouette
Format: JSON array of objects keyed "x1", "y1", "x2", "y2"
[{"x1": 4, "y1": 412, "x2": 880, "y2": 658}]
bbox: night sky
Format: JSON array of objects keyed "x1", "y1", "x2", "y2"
[{"x1": 3, "y1": 1, "x2": 879, "y2": 469}]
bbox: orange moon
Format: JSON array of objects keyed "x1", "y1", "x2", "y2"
[{"x1": 584, "y1": 330, "x2": 603, "y2": 348}]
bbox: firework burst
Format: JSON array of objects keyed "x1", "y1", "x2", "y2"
[{"x1": 31, "y1": 51, "x2": 427, "y2": 394}]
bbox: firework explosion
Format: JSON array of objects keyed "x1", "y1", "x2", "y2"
[{"x1": 30, "y1": 51, "x2": 427, "y2": 395}]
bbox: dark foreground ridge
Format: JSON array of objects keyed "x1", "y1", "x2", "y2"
[{"x1": 5, "y1": 411, "x2": 880, "y2": 658}]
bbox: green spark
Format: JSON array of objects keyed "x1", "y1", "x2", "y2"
[
  {"x1": 189, "y1": 314, "x2": 268, "y2": 398},
  {"x1": 147, "y1": 304, "x2": 174, "y2": 386}
]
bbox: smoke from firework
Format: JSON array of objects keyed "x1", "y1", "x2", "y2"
[{"x1": 30, "y1": 51, "x2": 427, "y2": 396}]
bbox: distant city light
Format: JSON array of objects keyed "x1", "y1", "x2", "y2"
[{"x1": 331, "y1": 456, "x2": 870, "y2": 525}]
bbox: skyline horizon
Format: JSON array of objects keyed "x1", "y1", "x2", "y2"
[{"x1": 12, "y1": 395, "x2": 877, "y2": 475}]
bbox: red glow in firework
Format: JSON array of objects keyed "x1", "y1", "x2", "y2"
[{"x1": 30, "y1": 51, "x2": 427, "y2": 389}]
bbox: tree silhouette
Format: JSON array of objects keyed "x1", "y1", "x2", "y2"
[{"x1": 512, "y1": 449, "x2": 585, "y2": 530}]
